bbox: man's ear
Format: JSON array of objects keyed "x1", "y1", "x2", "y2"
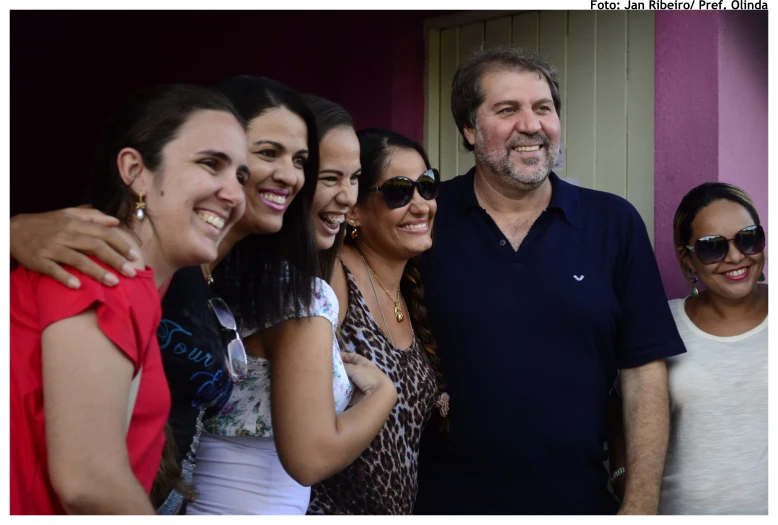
[
  {"x1": 463, "y1": 125, "x2": 476, "y2": 148},
  {"x1": 116, "y1": 147, "x2": 151, "y2": 196}
]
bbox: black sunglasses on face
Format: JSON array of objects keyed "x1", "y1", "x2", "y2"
[
  {"x1": 208, "y1": 297, "x2": 249, "y2": 383},
  {"x1": 686, "y1": 224, "x2": 766, "y2": 265},
  {"x1": 367, "y1": 168, "x2": 440, "y2": 209}
]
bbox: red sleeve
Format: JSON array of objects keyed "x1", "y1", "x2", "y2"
[{"x1": 36, "y1": 269, "x2": 141, "y2": 371}]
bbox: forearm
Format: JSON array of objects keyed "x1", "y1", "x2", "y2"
[
  {"x1": 55, "y1": 466, "x2": 155, "y2": 515},
  {"x1": 279, "y1": 380, "x2": 396, "y2": 486},
  {"x1": 618, "y1": 359, "x2": 670, "y2": 514},
  {"x1": 607, "y1": 389, "x2": 627, "y2": 500},
  {"x1": 329, "y1": 380, "x2": 396, "y2": 471}
]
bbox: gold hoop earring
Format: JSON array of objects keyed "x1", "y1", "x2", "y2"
[{"x1": 135, "y1": 193, "x2": 146, "y2": 221}]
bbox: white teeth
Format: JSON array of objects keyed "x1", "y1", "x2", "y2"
[
  {"x1": 725, "y1": 268, "x2": 747, "y2": 277},
  {"x1": 260, "y1": 192, "x2": 287, "y2": 205},
  {"x1": 320, "y1": 214, "x2": 345, "y2": 228},
  {"x1": 197, "y1": 212, "x2": 225, "y2": 230},
  {"x1": 400, "y1": 222, "x2": 427, "y2": 231},
  {"x1": 512, "y1": 145, "x2": 541, "y2": 152}
]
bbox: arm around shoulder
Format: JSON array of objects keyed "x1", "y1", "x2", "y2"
[{"x1": 10, "y1": 208, "x2": 135, "y2": 289}]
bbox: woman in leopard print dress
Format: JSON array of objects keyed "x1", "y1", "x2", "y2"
[{"x1": 308, "y1": 128, "x2": 450, "y2": 514}]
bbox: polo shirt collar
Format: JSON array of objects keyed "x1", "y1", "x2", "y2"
[
  {"x1": 454, "y1": 167, "x2": 480, "y2": 218},
  {"x1": 546, "y1": 171, "x2": 582, "y2": 230},
  {"x1": 452, "y1": 167, "x2": 582, "y2": 230}
]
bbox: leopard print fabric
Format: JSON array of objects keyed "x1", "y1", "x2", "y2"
[{"x1": 307, "y1": 262, "x2": 438, "y2": 515}]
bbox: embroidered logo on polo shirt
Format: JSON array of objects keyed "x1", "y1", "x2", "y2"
[{"x1": 573, "y1": 275, "x2": 584, "y2": 281}]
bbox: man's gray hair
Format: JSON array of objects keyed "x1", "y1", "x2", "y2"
[{"x1": 451, "y1": 45, "x2": 561, "y2": 152}]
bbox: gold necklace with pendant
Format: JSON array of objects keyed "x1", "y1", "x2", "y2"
[{"x1": 359, "y1": 253, "x2": 404, "y2": 323}]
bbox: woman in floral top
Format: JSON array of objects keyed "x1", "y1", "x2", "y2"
[
  {"x1": 207, "y1": 279, "x2": 352, "y2": 437},
  {"x1": 186, "y1": 87, "x2": 397, "y2": 515}
]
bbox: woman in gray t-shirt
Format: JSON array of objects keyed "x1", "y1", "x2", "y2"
[{"x1": 661, "y1": 182, "x2": 767, "y2": 514}]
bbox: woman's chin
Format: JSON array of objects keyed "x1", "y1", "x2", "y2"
[
  {"x1": 406, "y1": 238, "x2": 433, "y2": 257},
  {"x1": 177, "y1": 244, "x2": 219, "y2": 269},
  {"x1": 246, "y1": 217, "x2": 284, "y2": 236},
  {"x1": 317, "y1": 237, "x2": 337, "y2": 251}
]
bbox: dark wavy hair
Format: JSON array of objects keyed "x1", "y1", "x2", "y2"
[
  {"x1": 302, "y1": 94, "x2": 356, "y2": 281},
  {"x1": 211, "y1": 76, "x2": 320, "y2": 328},
  {"x1": 91, "y1": 84, "x2": 244, "y2": 227},
  {"x1": 346, "y1": 128, "x2": 449, "y2": 434}
]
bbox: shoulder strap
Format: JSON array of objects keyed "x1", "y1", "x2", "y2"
[{"x1": 125, "y1": 368, "x2": 142, "y2": 433}]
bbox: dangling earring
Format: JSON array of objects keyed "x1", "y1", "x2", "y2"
[
  {"x1": 758, "y1": 272, "x2": 766, "y2": 282},
  {"x1": 135, "y1": 193, "x2": 146, "y2": 221},
  {"x1": 348, "y1": 219, "x2": 358, "y2": 240},
  {"x1": 688, "y1": 269, "x2": 699, "y2": 297}
]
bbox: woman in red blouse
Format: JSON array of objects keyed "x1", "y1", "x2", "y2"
[{"x1": 10, "y1": 85, "x2": 249, "y2": 514}]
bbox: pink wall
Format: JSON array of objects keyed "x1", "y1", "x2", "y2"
[
  {"x1": 654, "y1": 11, "x2": 768, "y2": 299},
  {"x1": 717, "y1": 10, "x2": 768, "y2": 278},
  {"x1": 654, "y1": 12, "x2": 721, "y2": 299}
]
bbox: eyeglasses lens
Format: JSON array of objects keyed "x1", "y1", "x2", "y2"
[
  {"x1": 737, "y1": 226, "x2": 766, "y2": 255},
  {"x1": 418, "y1": 172, "x2": 440, "y2": 200},
  {"x1": 227, "y1": 338, "x2": 249, "y2": 382},
  {"x1": 383, "y1": 177, "x2": 414, "y2": 209},
  {"x1": 209, "y1": 297, "x2": 237, "y2": 330},
  {"x1": 208, "y1": 297, "x2": 248, "y2": 382},
  {"x1": 695, "y1": 226, "x2": 766, "y2": 264}
]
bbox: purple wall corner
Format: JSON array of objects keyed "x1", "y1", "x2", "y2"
[
  {"x1": 654, "y1": 11, "x2": 721, "y2": 299},
  {"x1": 717, "y1": 11, "x2": 769, "y2": 281}
]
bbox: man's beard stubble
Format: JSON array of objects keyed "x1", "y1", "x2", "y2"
[{"x1": 474, "y1": 128, "x2": 559, "y2": 190}]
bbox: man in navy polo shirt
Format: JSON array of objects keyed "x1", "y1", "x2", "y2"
[{"x1": 414, "y1": 46, "x2": 686, "y2": 515}]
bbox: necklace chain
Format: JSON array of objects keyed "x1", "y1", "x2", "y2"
[
  {"x1": 358, "y1": 253, "x2": 404, "y2": 323},
  {"x1": 353, "y1": 255, "x2": 415, "y2": 349},
  {"x1": 361, "y1": 254, "x2": 396, "y2": 347}
]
